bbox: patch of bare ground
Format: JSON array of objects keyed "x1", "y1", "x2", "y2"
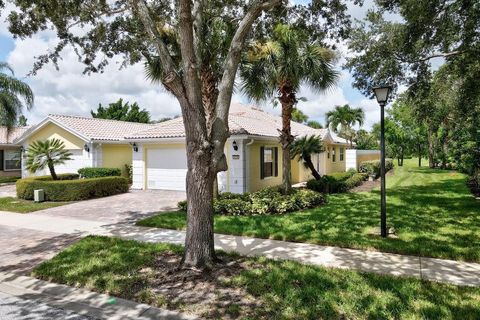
[{"x1": 136, "y1": 251, "x2": 263, "y2": 319}]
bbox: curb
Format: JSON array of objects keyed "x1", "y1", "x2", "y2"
[{"x1": 0, "y1": 272, "x2": 198, "y2": 320}]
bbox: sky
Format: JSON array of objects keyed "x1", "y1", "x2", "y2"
[{"x1": 0, "y1": 0, "x2": 383, "y2": 129}]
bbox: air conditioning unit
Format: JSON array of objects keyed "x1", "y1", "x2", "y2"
[{"x1": 34, "y1": 189, "x2": 45, "y2": 203}]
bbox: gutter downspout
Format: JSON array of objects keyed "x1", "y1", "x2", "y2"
[{"x1": 244, "y1": 138, "x2": 255, "y2": 193}]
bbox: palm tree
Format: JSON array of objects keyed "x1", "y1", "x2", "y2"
[
  {"x1": 0, "y1": 62, "x2": 34, "y2": 127},
  {"x1": 240, "y1": 24, "x2": 338, "y2": 193},
  {"x1": 290, "y1": 135, "x2": 324, "y2": 180},
  {"x1": 326, "y1": 104, "x2": 365, "y2": 148},
  {"x1": 25, "y1": 139, "x2": 73, "y2": 180}
]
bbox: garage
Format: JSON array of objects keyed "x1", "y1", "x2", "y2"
[{"x1": 146, "y1": 147, "x2": 188, "y2": 191}]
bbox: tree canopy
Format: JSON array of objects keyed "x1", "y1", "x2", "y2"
[{"x1": 91, "y1": 99, "x2": 151, "y2": 123}]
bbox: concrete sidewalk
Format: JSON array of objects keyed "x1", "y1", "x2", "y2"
[
  {"x1": 0, "y1": 272, "x2": 197, "y2": 320},
  {"x1": 1, "y1": 212, "x2": 480, "y2": 287}
]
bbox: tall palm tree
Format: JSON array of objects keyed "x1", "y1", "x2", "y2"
[
  {"x1": 290, "y1": 135, "x2": 324, "y2": 180},
  {"x1": 0, "y1": 62, "x2": 34, "y2": 127},
  {"x1": 326, "y1": 104, "x2": 365, "y2": 148},
  {"x1": 25, "y1": 139, "x2": 73, "y2": 180},
  {"x1": 240, "y1": 24, "x2": 338, "y2": 193}
]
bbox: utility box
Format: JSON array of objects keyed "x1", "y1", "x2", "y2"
[{"x1": 34, "y1": 189, "x2": 45, "y2": 203}]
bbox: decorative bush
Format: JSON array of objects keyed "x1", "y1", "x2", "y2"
[
  {"x1": 125, "y1": 164, "x2": 133, "y2": 182},
  {"x1": 359, "y1": 159, "x2": 394, "y2": 178},
  {"x1": 17, "y1": 175, "x2": 129, "y2": 201},
  {"x1": 78, "y1": 167, "x2": 122, "y2": 178},
  {"x1": 178, "y1": 187, "x2": 326, "y2": 216},
  {"x1": 306, "y1": 172, "x2": 368, "y2": 194}
]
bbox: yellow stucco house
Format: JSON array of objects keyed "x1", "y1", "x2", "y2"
[{"x1": 15, "y1": 103, "x2": 378, "y2": 193}]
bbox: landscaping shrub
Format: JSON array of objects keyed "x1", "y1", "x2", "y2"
[
  {"x1": 125, "y1": 164, "x2": 133, "y2": 182},
  {"x1": 359, "y1": 159, "x2": 394, "y2": 178},
  {"x1": 306, "y1": 172, "x2": 368, "y2": 194},
  {"x1": 17, "y1": 176, "x2": 129, "y2": 201},
  {"x1": 78, "y1": 167, "x2": 122, "y2": 178},
  {"x1": 178, "y1": 187, "x2": 326, "y2": 216}
]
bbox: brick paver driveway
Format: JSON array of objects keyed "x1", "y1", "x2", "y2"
[
  {"x1": 0, "y1": 189, "x2": 185, "y2": 275},
  {"x1": 33, "y1": 189, "x2": 186, "y2": 223}
]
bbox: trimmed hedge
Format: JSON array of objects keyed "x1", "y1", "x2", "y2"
[
  {"x1": 306, "y1": 171, "x2": 368, "y2": 194},
  {"x1": 178, "y1": 187, "x2": 326, "y2": 216},
  {"x1": 78, "y1": 167, "x2": 121, "y2": 178},
  {"x1": 359, "y1": 159, "x2": 394, "y2": 178},
  {"x1": 17, "y1": 175, "x2": 129, "y2": 201}
]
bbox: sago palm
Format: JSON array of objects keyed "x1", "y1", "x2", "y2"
[
  {"x1": 290, "y1": 135, "x2": 324, "y2": 180},
  {"x1": 326, "y1": 104, "x2": 365, "y2": 148},
  {"x1": 0, "y1": 62, "x2": 34, "y2": 127},
  {"x1": 25, "y1": 139, "x2": 73, "y2": 180},
  {"x1": 240, "y1": 24, "x2": 338, "y2": 193}
]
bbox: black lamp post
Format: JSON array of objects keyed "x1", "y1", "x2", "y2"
[{"x1": 372, "y1": 85, "x2": 392, "y2": 238}]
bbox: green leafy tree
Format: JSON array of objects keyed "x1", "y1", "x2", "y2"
[
  {"x1": 346, "y1": 1, "x2": 480, "y2": 174},
  {"x1": 241, "y1": 24, "x2": 338, "y2": 193},
  {"x1": 4, "y1": 0, "x2": 354, "y2": 269},
  {"x1": 0, "y1": 62, "x2": 34, "y2": 127},
  {"x1": 91, "y1": 99, "x2": 151, "y2": 123},
  {"x1": 290, "y1": 135, "x2": 324, "y2": 180},
  {"x1": 326, "y1": 104, "x2": 365, "y2": 148},
  {"x1": 292, "y1": 108, "x2": 309, "y2": 123},
  {"x1": 306, "y1": 120, "x2": 323, "y2": 129},
  {"x1": 354, "y1": 129, "x2": 378, "y2": 150},
  {"x1": 17, "y1": 115, "x2": 28, "y2": 126},
  {"x1": 25, "y1": 139, "x2": 73, "y2": 180}
]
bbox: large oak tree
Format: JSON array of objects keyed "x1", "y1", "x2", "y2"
[{"x1": 2, "y1": 0, "x2": 355, "y2": 268}]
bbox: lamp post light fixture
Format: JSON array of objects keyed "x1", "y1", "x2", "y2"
[{"x1": 372, "y1": 85, "x2": 392, "y2": 238}]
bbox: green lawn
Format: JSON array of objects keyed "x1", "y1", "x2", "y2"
[
  {"x1": 33, "y1": 236, "x2": 480, "y2": 319},
  {"x1": 138, "y1": 158, "x2": 480, "y2": 262},
  {"x1": 0, "y1": 197, "x2": 69, "y2": 213}
]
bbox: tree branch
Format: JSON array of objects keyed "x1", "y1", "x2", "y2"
[
  {"x1": 128, "y1": 0, "x2": 182, "y2": 93},
  {"x1": 178, "y1": 0, "x2": 202, "y2": 107},
  {"x1": 212, "y1": 0, "x2": 284, "y2": 171},
  {"x1": 418, "y1": 50, "x2": 465, "y2": 62}
]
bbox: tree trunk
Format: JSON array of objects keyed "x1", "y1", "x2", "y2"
[
  {"x1": 183, "y1": 155, "x2": 217, "y2": 269},
  {"x1": 305, "y1": 156, "x2": 321, "y2": 180},
  {"x1": 279, "y1": 88, "x2": 295, "y2": 194},
  {"x1": 427, "y1": 128, "x2": 435, "y2": 168},
  {"x1": 48, "y1": 161, "x2": 58, "y2": 180}
]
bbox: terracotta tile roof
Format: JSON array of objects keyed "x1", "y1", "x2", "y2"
[
  {"x1": 48, "y1": 114, "x2": 154, "y2": 141},
  {"x1": 126, "y1": 103, "x2": 330, "y2": 140},
  {"x1": 0, "y1": 127, "x2": 31, "y2": 144}
]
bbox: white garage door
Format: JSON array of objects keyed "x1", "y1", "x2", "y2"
[{"x1": 146, "y1": 148, "x2": 188, "y2": 190}]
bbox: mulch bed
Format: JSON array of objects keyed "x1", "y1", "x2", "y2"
[
  {"x1": 350, "y1": 169, "x2": 395, "y2": 193},
  {"x1": 137, "y1": 252, "x2": 262, "y2": 319}
]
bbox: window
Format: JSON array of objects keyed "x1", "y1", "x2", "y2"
[
  {"x1": 260, "y1": 146, "x2": 278, "y2": 179},
  {"x1": 340, "y1": 147, "x2": 344, "y2": 161},
  {"x1": 4, "y1": 150, "x2": 21, "y2": 170},
  {"x1": 327, "y1": 147, "x2": 330, "y2": 159},
  {"x1": 332, "y1": 147, "x2": 336, "y2": 162}
]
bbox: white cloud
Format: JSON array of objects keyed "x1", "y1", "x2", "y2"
[{"x1": 7, "y1": 33, "x2": 181, "y2": 124}]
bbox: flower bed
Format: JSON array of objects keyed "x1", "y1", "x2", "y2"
[
  {"x1": 178, "y1": 187, "x2": 326, "y2": 216},
  {"x1": 16, "y1": 174, "x2": 129, "y2": 201}
]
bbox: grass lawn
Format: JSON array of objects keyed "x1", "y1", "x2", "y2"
[
  {"x1": 32, "y1": 236, "x2": 480, "y2": 319},
  {"x1": 138, "y1": 158, "x2": 480, "y2": 262},
  {"x1": 0, "y1": 197, "x2": 69, "y2": 213}
]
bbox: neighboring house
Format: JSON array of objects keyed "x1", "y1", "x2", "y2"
[
  {"x1": 15, "y1": 115, "x2": 153, "y2": 177},
  {"x1": 15, "y1": 104, "x2": 378, "y2": 193},
  {"x1": 0, "y1": 127, "x2": 30, "y2": 177}
]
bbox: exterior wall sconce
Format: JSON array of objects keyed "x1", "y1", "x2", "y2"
[
  {"x1": 84, "y1": 143, "x2": 90, "y2": 152},
  {"x1": 20, "y1": 146, "x2": 25, "y2": 153},
  {"x1": 132, "y1": 143, "x2": 139, "y2": 152},
  {"x1": 232, "y1": 140, "x2": 238, "y2": 151}
]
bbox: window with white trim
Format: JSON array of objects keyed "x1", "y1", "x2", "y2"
[
  {"x1": 4, "y1": 150, "x2": 21, "y2": 170},
  {"x1": 332, "y1": 147, "x2": 336, "y2": 162},
  {"x1": 340, "y1": 147, "x2": 345, "y2": 161}
]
